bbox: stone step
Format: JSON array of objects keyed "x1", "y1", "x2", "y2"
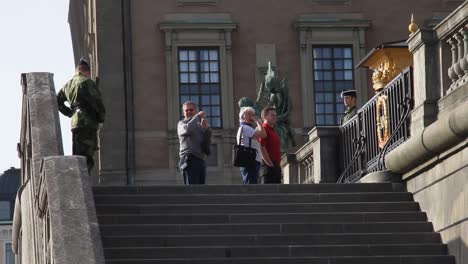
[
  {"x1": 101, "y1": 233, "x2": 441, "y2": 247},
  {"x1": 93, "y1": 192, "x2": 413, "y2": 205},
  {"x1": 95, "y1": 202, "x2": 420, "y2": 215},
  {"x1": 99, "y1": 222, "x2": 434, "y2": 236},
  {"x1": 93, "y1": 183, "x2": 404, "y2": 195},
  {"x1": 103, "y1": 244, "x2": 447, "y2": 259},
  {"x1": 97, "y1": 212, "x2": 427, "y2": 225},
  {"x1": 105, "y1": 255, "x2": 455, "y2": 264}
]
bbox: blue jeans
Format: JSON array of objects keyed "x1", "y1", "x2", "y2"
[
  {"x1": 179, "y1": 154, "x2": 206, "y2": 185},
  {"x1": 240, "y1": 161, "x2": 261, "y2": 184}
]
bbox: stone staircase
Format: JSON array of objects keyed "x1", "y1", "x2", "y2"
[{"x1": 93, "y1": 183, "x2": 455, "y2": 264}]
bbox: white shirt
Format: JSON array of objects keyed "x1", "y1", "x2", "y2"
[{"x1": 236, "y1": 124, "x2": 262, "y2": 162}]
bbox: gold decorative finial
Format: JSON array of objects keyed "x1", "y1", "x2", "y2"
[{"x1": 408, "y1": 13, "x2": 419, "y2": 34}]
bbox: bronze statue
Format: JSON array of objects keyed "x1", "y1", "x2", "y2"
[{"x1": 238, "y1": 62, "x2": 295, "y2": 152}]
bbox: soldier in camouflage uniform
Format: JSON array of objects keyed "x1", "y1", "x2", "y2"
[
  {"x1": 341, "y1": 89, "x2": 358, "y2": 125},
  {"x1": 57, "y1": 59, "x2": 106, "y2": 173}
]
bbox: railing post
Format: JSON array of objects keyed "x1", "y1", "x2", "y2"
[
  {"x1": 308, "y1": 127, "x2": 341, "y2": 183},
  {"x1": 281, "y1": 154, "x2": 298, "y2": 184},
  {"x1": 407, "y1": 29, "x2": 439, "y2": 135}
]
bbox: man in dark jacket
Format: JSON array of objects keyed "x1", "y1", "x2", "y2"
[{"x1": 57, "y1": 58, "x2": 106, "y2": 172}]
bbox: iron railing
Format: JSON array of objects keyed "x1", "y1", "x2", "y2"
[{"x1": 338, "y1": 67, "x2": 413, "y2": 183}]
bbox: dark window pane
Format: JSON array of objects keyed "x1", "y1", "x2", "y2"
[
  {"x1": 323, "y1": 48, "x2": 332, "y2": 58},
  {"x1": 335, "y1": 60, "x2": 343, "y2": 69},
  {"x1": 316, "y1": 115, "x2": 325, "y2": 125},
  {"x1": 189, "y1": 73, "x2": 198, "y2": 83},
  {"x1": 316, "y1": 93, "x2": 325, "y2": 103},
  {"x1": 324, "y1": 71, "x2": 333, "y2": 80},
  {"x1": 200, "y1": 62, "x2": 209, "y2": 72},
  {"x1": 313, "y1": 48, "x2": 322, "y2": 58},
  {"x1": 212, "y1": 117, "x2": 221, "y2": 127},
  {"x1": 325, "y1": 93, "x2": 334, "y2": 103},
  {"x1": 210, "y1": 73, "x2": 219, "y2": 83},
  {"x1": 200, "y1": 50, "x2": 209, "y2": 60},
  {"x1": 316, "y1": 104, "x2": 325, "y2": 114},
  {"x1": 202, "y1": 95, "x2": 210, "y2": 105},
  {"x1": 314, "y1": 71, "x2": 323, "y2": 80},
  {"x1": 315, "y1": 81, "x2": 323, "y2": 91},
  {"x1": 179, "y1": 50, "x2": 188, "y2": 60},
  {"x1": 324, "y1": 81, "x2": 333, "y2": 91},
  {"x1": 201, "y1": 73, "x2": 210, "y2": 83},
  {"x1": 209, "y1": 50, "x2": 218, "y2": 60},
  {"x1": 344, "y1": 48, "x2": 352, "y2": 58},
  {"x1": 189, "y1": 85, "x2": 199, "y2": 94},
  {"x1": 201, "y1": 84, "x2": 210, "y2": 94},
  {"x1": 189, "y1": 62, "x2": 198, "y2": 72},
  {"x1": 179, "y1": 62, "x2": 188, "y2": 72},
  {"x1": 334, "y1": 48, "x2": 343, "y2": 58},
  {"x1": 345, "y1": 70, "x2": 353, "y2": 80},
  {"x1": 210, "y1": 62, "x2": 219, "y2": 72},
  {"x1": 314, "y1": 60, "x2": 322, "y2": 69},
  {"x1": 323, "y1": 60, "x2": 332, "y2": 69},
  {"x1": 211, "y1": 95, "x2": 220, "y2": 105},
  {"x1": 325, "y1": 104, "x2": 334, "y2": 113},
  {"x1": 204, "y1": 106, "x2": 211, "y2": 115},
  {"x1": 210, "y1": 84, "x2": 220, "y2": 93},
  {"x1": 180, "y1": 84, "x2": 189, "y2": 94},
  {"x1": 190, "y1": 95, "x2": 199, "y2": 103},
  {"x1": 188, "y1": 50, "x2": 197, "y2": 60},
  {"x1": 180, "y1": 73, "x2": 189, "y2": 83},
  {"x1": 326, "y1": 115, "x2": 335, "y2": 125},
  {"x1": 335, "y1": 71, "x2": 344, "y2": 80},
  {"x1": 344, "y1": 59, "x2": 353, "y2": 69},
  {"x1": 212, "y1": 106, "x2": 221, "y2": 116}
]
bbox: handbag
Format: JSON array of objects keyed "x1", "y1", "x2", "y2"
[{"x1": 232, "y1": 125, "x2": 257, "y2": 168}]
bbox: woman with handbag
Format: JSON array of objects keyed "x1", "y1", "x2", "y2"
[{"x1": 236, "y1": 107, "x2": 266, "y2": 184}]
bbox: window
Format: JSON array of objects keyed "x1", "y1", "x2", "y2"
[
  {"x1": 5, "y1": 243, "x2": 14, "y2": 264},
  {"x1": 0, "y1": 201, "x2": 10, "y2": 220},
  {"x1": 178, "y1": 47, "x2": 222, "y2": 128},
  {"x1": 312, "y1": 46, "x2": 354, "y2": 125}
]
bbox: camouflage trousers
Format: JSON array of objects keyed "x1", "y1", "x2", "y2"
[{"x1": 72, "y1": 128, "x2": 98, "y2": 173}]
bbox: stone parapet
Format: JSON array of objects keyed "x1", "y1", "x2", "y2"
[{"x1": 386, "y1": 99, "x2": 468, "y2": 174}]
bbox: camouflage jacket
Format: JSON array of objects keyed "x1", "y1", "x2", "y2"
[
  {"x1": 57, "y1": 73, "x2": 106, "y2": 130},
  {"x1": 342, "y1": 106, "x2": 357, "y2": 125}
]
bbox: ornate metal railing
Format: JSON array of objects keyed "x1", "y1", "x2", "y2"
[{"x1": 338, "y1": 67, "x2": 413, "y2": 183}]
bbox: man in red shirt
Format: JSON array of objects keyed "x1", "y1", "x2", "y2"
[{"x1": 259, "y1": 106, "x2": 282, "y2": 184}]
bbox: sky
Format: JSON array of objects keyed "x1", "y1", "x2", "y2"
[{"x1": 0, "y1": 1, "x2": 73, "y2": 171}]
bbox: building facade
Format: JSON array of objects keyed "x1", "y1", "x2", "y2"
[
  {"x1": 68, "y1": 0, "x2": 462, "y2": 185},
  {"x1": 0, "y1": 168, "x2": 20, "y2": 264}
]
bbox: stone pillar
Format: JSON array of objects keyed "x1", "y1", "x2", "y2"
[
  {"x1": 407, "y1": 29, "x2": 439, "y2": 135},
  {"x1": 95, "y1": 0, "x2": 128, "y2": 185},
  {"x1": 308, "y1": 127, "x2": 341, "y2": 183},
  {"x1": 281, "y1": 154, "x2": 298, "y2": 184},
  {"x1": 43, "y1": 156, "x2": 105, "y2": 264}
]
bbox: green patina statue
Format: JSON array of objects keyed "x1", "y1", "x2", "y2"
[{"x1": 238, "y1": 62, "x2": 295, "y2": 152}]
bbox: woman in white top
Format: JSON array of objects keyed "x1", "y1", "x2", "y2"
[{"x1": 237, "y1": 107, "x2": 267, "y2": 184}]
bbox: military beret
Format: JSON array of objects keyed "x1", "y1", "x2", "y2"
[
  {"x1": 78, "y1": 57, "x2": 89, "y2": 67},
  {"x1": 341, "y1": 89, "x2": 357, "y2": 98}
]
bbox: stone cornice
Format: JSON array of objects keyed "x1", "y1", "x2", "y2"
[
  {"x1": 433, "y1": 1, "x2": 468, "y2": 40},
  {"x1": 294, "y1": 13, "x2": 371, "y2": 30},
  {"x1": 159, "y1": 13, "x2": 237, "y2": 31}
]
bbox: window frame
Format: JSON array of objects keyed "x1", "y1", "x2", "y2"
[
  {"x1": 178, "y1": 47, "x2": 223, "y2": 128},
  {"x1": 312, "y1": 45, "x2": 355, "y2": 125},
  {"x1": 295, "y1": 14, "x2": 370, "y2": 128}
]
